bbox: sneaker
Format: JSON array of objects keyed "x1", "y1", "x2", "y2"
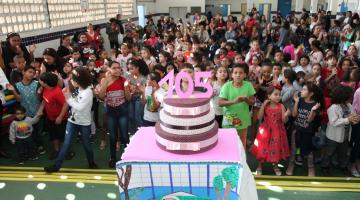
[
  {"x1": 273, "y1": 165, "x2": 282, "y2": 176},
  {"x1": 65, "y1": 151, "x2": 75, "y2": 160},
  {"x1": 295, "y1": 156, "x2": 303, "y2": 166},
  {"x1": 38, "y1": 146, "x2": 46, "y2": 155},
  {"x1": 18, "y1": 161, "x2": 25, "y2": 165},
  {"x1": 49, "y1": 151, "x2": 59, "y2": 160},
  {"x1": 108, "y1": 159, "x2": 116, "y2": 168},
  {"x1": 89, "y1": 162, "x2": 98, "y2": 169},
  {"x1": 255, "y1": 168, "x2": 262, "y2": 176},
  {"x1": 99, "y1": 140, "x2": 106, "y2": 150},
  {"x1": 31, "y1": 156, "x2": 39, "y2": 161},
  {"x1": 44, "y1": 165, "x2": 60, "y2": 173}
]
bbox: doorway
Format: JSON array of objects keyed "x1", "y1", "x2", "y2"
[{"x1": 169, "y1": 7, "x2": 187, "y2": 21}]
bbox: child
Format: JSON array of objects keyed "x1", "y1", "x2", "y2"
[
  {"x1": 38, "y1": 72, "x2": 69, "y2": 160},
  {"x1": 272, "y1": 63, "x2": 282, "y2": 86},
  {"x1": 245, "y1": 40, "x2": 263, "y2": 65},
  {"x1": 44, "y1": 67, "x2": 98, "y2": 173},
  {"x1": 10, "y1": 55, "x2": 26, "y2": 85},
  {"x1": 341, "y1": 68, "x2": 360, "y2": 90},
  {"x1": 252, "y1": 87, "x2": 290, "y2": 175},
  {"x1": 234, "y1": 54, "x2": 245, "y2": 64},
  {"x1": 9, "y1": 105, "x2": 42, "y2": 164},
  {"x1": 294, "y1": 55, "x2": 312, "y2": 74},
  {"x1": 7, "y1": 66, "x2": 45, "y2": 155},
  {"x1": 141, "y1": 47, "x2": 156, "y2": 71},
  {"x1": 127, "y1": 59, "x2": 149, "y2": 131},
  {"x1": 248, "y1": 55, "x2": 261, "y2": 83},
  {"x1": 75, "y1": 33, "x2": 96, "y2": 64},
  {"x1": 211, "y1": 66, "x2": 229, "y2": 127},
  {"x1": 96, "y1": 49, "x2": 109, "y2": 68},
  {"x1": 141, "y1": 72, "x2": 166, "y2": 126},
  {"x1": 158, "y1": 51, "x2": 172, "y2": 68},
  {"x1": 70, "y1": 49, "x2": 84, "y2": 68},
  {"x1": 219, "y1": 63, "x2": 256, "y2": 149},
  {"x1": 305, "y1": 63, "x2": 322, "y2": 87},
  {"x1": 62, "y1": 62, "x2": 72, "y2": 88},
  {"x1": 281, "y1": 69, "x2": 297, "y2": 111},
  {"x1": 350, "y1": 84, "x2": 360, "y2": 177},
  {"x1": 116, "y1": 43, "x2": 133, "y2": 73},
  {"x1": 287, "y1": 82, "x2": 323, "y2": 176},
  {"x1": 293, "y1": 71, "x2": 306, "y2": 93},
  {"x1": 96, "y1": 61, "x2": 131, "y2": 168},
  {"x1": 321, "y1": 85, "x2": 359, "y2": 175},
  {"x1": 322, "y1": 55, "x2": 342, "y2": 97}
]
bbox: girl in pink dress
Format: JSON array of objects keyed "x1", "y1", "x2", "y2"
[{"x1": 251, "y1": 86, "x2": 290, "y2": 176}]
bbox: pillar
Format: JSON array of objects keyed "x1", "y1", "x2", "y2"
[
  {"x1": 310, "y1": 0, "x2": 318, "y2": 13},
  {"x1": 327, "y1": 0, "x2": 339, "y2": 15},
  {"x1": 295, "y1": 0, "x2": 304, "y2": 12},
  {"x1": 247, "y1": 0, "x2": 254, "y2": 13}
]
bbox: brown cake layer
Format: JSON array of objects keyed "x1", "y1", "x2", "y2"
[
  {"x1": 163, "y1": 109, "x2": 210, "y2": 118},
  {"x1": 164, "y1": 97, "x2": 210, "y2": 108},
  {"x1": 155, "y1": 122, "x2": 218, "y2": 142},
  {"x1": 156, "y1": 140, "x2": 218, "y2": 154}
]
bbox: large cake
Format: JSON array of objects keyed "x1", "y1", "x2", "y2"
[{"x1": 155, "y1": 96, "x2": 219, "y2": 154}]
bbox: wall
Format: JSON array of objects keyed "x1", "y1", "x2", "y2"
[{"x1": 154, "y1": 0, "x2": 205, "y2": 13}]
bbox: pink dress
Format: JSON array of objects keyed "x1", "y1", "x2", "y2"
[{"x1": 251, "y1": 103, "x2": 289, "y2": 163}]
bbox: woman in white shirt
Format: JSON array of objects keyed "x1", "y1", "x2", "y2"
[{"x1": 44, "y1": 67, "x2": 98, "y2": 173}]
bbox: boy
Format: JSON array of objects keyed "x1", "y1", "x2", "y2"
[
  {"x1": 219, "y1": 63, "x2": 256, "y2": 149},
  {"x1": 9, "y1": 55, "x2": 26, "y2": 85},
  {"x1": 9, "y1": 105, "x2": 42, "y2": 164},
  {"x1": 141, "y1": 72, "x2": 166, "y2": 126},
  {"x1": 38, "y1": 72, "x2": 68, "y2": 159},
  {"x1": 7, "y1": 66, "x2": 45, "y2": 154},
  {"x1": 322, "y1": 55, "x2": 342, "y2": 97}
]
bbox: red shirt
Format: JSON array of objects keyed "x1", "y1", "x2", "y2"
[
  {"x1": 42, "y1": 86, "x2": 67, "y2": 121},
  {"x1": 321, "y1": 66, "x2": 343, "y2": 97},
  {"x1": 106, "y1": 78, "x2": 126, "y2": 107},
  {"x1": 96, "y1": 60, "x2": 104, "y2": 68}
]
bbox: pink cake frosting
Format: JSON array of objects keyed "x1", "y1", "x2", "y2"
[{"x1": 155, "y1": 97, "x2": 218, "y2": 154}]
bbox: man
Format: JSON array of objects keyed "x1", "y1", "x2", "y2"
[
  {"x1": 115, "y1": 14, "x2": 125, "y2": 35},
  {"x1": 197, "y1": 24, "x2": 210, "y2": 43}
]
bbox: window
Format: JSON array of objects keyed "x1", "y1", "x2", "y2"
[
  {"x1": 119, "y1": 0, "x2": 134, "y2": 16},
  {"x1": 0, "y1": 0, "x2": 48, "y2": 34}
]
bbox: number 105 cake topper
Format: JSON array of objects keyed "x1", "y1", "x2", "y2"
[{"x1": 159, "y1": 70, "x2": 213, "y2": 98}]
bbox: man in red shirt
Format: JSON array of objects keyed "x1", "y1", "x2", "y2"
[{"x1": 39, "y1": 72, "x2": 68, "y2": 160}]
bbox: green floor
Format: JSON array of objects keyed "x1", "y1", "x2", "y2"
[{"x1": 0, "y1": 134, "x2": 360, "y2": 200}]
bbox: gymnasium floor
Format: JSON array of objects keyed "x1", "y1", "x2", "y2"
[{"x1": 0, "y1": 139, "x2": 360, "y2": 200}]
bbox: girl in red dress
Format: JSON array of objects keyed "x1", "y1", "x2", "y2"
[{"x1": 251, "y1": 86, "x2": 291, "y2": 176}]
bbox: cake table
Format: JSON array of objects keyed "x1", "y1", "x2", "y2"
[{"x1": 116, "y1": 127, "x2": 258, "y2": 200}]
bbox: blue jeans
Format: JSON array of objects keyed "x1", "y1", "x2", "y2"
[
  {"x1": 107, "y1": 103, "x2": 129, "y2": 160},
  {"x1": 55, "y1": 122, "x2": 94, "y2": 168},
  {"x1": 128, "y1": 95, "x2": 144, "y2": 130}
]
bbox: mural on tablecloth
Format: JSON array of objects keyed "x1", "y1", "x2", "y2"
[{"x1": 116, "y1": 162, "x2": 242, "y2": 200}]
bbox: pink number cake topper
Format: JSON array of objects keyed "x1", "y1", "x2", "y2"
[{"x1": 159, "y1": 69, "x2": 213, "y2": 98}]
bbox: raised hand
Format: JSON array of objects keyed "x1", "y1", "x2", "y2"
[
  {"x1": 311, "y1": 103, "x2": 321, "y2": 111},
  {"x1": 29, "y1": 44, "x2": 36, "y2": 53}
]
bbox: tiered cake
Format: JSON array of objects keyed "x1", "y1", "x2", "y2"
[{"x1": 155, "y1": 96, "x2": 219, "y2": 154}]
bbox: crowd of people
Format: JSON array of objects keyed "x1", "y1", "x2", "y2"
[{"x1": 1, "y1": 8, "x2": 360, "y2": 177}]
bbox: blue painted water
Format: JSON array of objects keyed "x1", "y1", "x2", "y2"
[{"x1": 119, "y1": 186, "x2": 239, "y2": 200}]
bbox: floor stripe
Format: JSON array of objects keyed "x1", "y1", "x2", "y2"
[
  {"x1": 255, "y1": 175, "x2": 360, "y2": 181},
  {"x1": 0, "y1": 166, "x2": 115, "y2": 173},
  {"x1": 256, "y1": 186, "x2": 360, "y2": 192},
  {"x1": 1, "y1": 177, "x2": 360, "y2": 192},
  {"x1": 256, "y1": 180, "x2": 360, "y2": 188}
]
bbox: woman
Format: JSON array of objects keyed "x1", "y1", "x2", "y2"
[
  {"x1": 86, "y1": 23, "x2": 99, "y2": 47},
  {"x1": 96, "y1": 61, "x2": 130, "y2": 168},
  {"x1": 57, "y1": 34, "x2": 73, "y2": 60},
  {"x1": 40, "y1": 48, "x2": 66, "y2": 77},
  {"x1": 1, "y1": 32, "x2": 36, "y2": 78}
]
